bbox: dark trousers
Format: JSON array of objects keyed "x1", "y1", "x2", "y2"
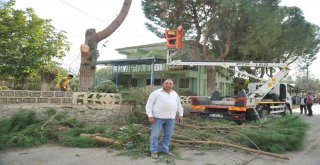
[
  {"x1": 300, "y1": 105, "x2": 307, "y2": 115},
  {"x1": 306, "y1": 104, "x2": 313, "y2": 116}
]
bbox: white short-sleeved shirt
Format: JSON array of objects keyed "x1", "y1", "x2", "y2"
[{"x1": 145, "y1": 88, "x2": 183, "y2": 119}]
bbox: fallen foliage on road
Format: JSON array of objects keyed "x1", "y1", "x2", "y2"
[
  {"x1": 0, "y1": 108, "x2": 309, "y2": 160},
  {"x1": 174, "y1": 115, "x2": 308, "y2": 153}
]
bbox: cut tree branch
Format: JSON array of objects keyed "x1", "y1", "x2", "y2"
[
  {"x1": 79, "y1": 133, "x2": 122, "y2": 145},
  {"x1": 176, "y1": 122, "x2": 263, "y2": 129},
  {"x1": 171, "y1": 139, "x2": 289, "y2": 160}
]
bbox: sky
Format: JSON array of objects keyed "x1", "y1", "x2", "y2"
[{"x1": 13, "y1": 0, "x2": 320, "y2": 79}]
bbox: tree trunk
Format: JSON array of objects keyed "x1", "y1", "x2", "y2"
[
  {"x1": 206, "y1": 29, "x2": 231, "y2": 95},
  {"x1": 79, "y1": 29, "x2": 98, "y2": 92},
  {"x1": 207, "y1": 67, "x2": 216, "y2": 95},
  {"x1": 79, "y1": 0, "x2": 132, "y2": 92},
  {"x1": 40, "y1": 72, "x2": 56, "y2": 91},
  {"x1": 79, "y1": 62, "x2": 96, "y2": 91},
  {"x1": 40, "y1": 82, "x2": 51, "y2": 91}
]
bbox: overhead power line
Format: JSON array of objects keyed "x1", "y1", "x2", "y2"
[{"x1": 58, "y1": 0, "x2": 106, "y2": 25}]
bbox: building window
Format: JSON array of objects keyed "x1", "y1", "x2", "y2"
[
  {"x1": 179, "y1": 78, "x2": 189, "y2": 88},
  {"x1": 131, "y1": 79, "x2": 137, "y2": 87}
]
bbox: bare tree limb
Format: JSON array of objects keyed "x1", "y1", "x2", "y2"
[
  {"x1": 171, "y1": 139, "x2": 289, "y2": 160},
  {"x1": 93, "y1": 0, "x2": 132, "y2": 42}
]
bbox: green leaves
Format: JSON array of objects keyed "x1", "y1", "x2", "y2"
[
  {"x1": 142, "y1": 0, "x2": 320, "y2": 79},
  {"x1": 0, "y1": 0, "x2": 70, "y2": 85},
  {"x1": 94, "y1": 80, "x2": 118, "y2": 93},
  {"x1": 242, "y1": 115, "x2": 309, "y2": 152}
]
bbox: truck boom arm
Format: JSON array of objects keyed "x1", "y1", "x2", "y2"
[
  {"x1": 248, "y1": 66, "x2": 290, "y2": 99},
  {"x1": 168, "y1": 59, "x2": 287, "y2": 68},
  {"x1": 167, "y1": 49, "x2": 290, "y2": 101}
]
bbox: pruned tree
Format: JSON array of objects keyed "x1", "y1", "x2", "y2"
[
  {"x1": 142, "y1": 0, "x2": 320, "y2": 95},
  {"x1": 142, "y1": 0, "x2": 269, "y2": 94},
  {"x1": 232, "y1": 5, "x2": 320, "y2": 80},
  {"x1": 142, "y1": 0, "x2": 221, "y2": 94},
  {"x1": 79, "y1": 0, "x2": 132, "y2": 92}
]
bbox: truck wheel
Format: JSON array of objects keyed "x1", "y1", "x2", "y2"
[
  {"x1": 259, "y1": 109, "x2": 268, "y2": 121},
  {"x1": 256, "y1": 105, "x2": 268, "y2": 121},
  {"x1": 281, "y1": 105, "x2": 290, "y2": 116}
]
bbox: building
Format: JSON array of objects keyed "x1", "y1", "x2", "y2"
[{"x1": 97, "y1": 42, "x2": 234, "y2": 96}]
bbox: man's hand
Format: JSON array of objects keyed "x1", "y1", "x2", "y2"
[
  {"x1": 177, "y1": 116, "x2": 183, "y2": 123},
  {"x1": 148, "y1": 117, "x2": 155, "y2": 124}
]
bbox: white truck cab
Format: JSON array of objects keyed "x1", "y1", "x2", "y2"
[{"x1": 248, "y1": 82, "x2": 294, "y2": 108}]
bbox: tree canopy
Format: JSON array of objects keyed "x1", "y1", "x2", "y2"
[
  {"x1": 0, "y1": 0, "x2": 70, "y2": 87},
  {"x1": 142, "y1": 0, "x2": 320, "y2": 92},
  {"x1": 142, "y1": 0, "x2": 319, "y2": 63}
]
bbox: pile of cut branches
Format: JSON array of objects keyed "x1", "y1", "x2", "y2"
[
  {"x1": 0, "y1": 109, "x2": 149, "y2": 156},
  {"x1": 0, "y1": 109, "x2": 309, "y2": 160},
  {"x1": 172, "y1": 115, "x2": 308, "y2": 158},
  {"x1": 0, "y1": 109, "x2": 85, "y2": 149},
  {"x1": 0, "y1": 110, "x2": 47, "y2": 148}
]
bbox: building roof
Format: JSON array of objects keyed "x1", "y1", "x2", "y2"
[
  {"x1": 116, "y1": 42, "x2": 166, "y2": 55},
  {"x1": 96, "y1": 57, "x2": 167, "y2": 66}
]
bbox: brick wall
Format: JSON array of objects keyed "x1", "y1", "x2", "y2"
[
  {"x1": 0, "y1": 90, "x2": 191, "y2": 123},
  {"x1": 0, "y1": 90, "x2": 73, "y2": 104},
  {"x1": 0, "y1": 90, "x2": 190, "y2": 105}
]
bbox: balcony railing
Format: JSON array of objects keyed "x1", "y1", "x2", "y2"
[{"x1": 113, "y1": 64, "x2": 198, "y2": 73}]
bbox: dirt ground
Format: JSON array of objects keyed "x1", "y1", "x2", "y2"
[{"x1": 0, "y1": 105, "x2": 320, "y2": 165}]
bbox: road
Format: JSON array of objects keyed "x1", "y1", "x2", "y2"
[{"x1": 0, "y1": 105, "x2": 320, "y2": 165}]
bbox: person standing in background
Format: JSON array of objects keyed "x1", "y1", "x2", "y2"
[
  {"x1": 306, "y1": 93, "x2": 314, "y2": 116},
  {"x1": 300, "y1": 96, "x2": 307, "y2": 115}
]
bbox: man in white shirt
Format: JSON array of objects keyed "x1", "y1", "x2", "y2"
[{"x1": 145, "y1": 79, "x2": 183, "y2": 159}]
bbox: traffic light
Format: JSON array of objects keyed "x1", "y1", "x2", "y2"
[{"x1": 165, "y1": 26, "x2": 183, "y2": 48}]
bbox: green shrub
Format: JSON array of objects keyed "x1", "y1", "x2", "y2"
[
  {"x1": 94, "y1": 80, "x2": 118, "y2": 93},
  {"x1": 120, "y1": 88, "x2": 150, "y2": 105},
  {"x1": 0, "y1": 85, "x2": 9, "y2": 90},
  {"x1": 178, "y1": 89, "x2": 197, "y2": 96},
  {"x1": 26, "y1": 80, "x2": 41, "y2": 90},
  {"x1": 69, "y1": 78, "x2": 79, "y2": 92}
]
